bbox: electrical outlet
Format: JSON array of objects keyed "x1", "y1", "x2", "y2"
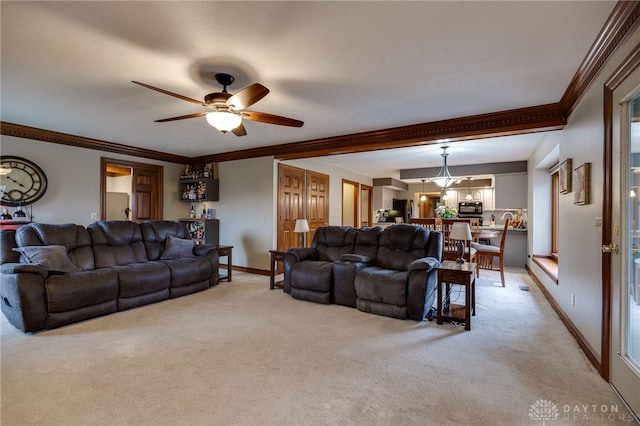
[
  {"x1": 90, "y1": 212, "x2": 97, "y2": 220},
  {"x1": 571, "y1": 292, "x2": 575, "y2": 307}
]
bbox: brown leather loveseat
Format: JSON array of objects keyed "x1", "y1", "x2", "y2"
[
  {"x1": 284, "y1": 224, "x2": 442, "y2": 321},
  {"x1": 0, "y1": 220, "x2": 219, "y2": 332}
]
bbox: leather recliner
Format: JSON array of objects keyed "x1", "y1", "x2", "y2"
[{"x1": 284, "y1": 224, "x2": 442, "y2": 321}]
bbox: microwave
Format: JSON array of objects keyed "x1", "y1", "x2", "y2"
[{"x1": 458, "y1": 202, "x2": 483, "y2": 215}]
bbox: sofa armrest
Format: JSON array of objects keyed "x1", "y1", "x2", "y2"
[
  {"x1": 286, "y1": 247, "x2": 318, "y2": 262},
  {"x1": 193, "y1": 244, "x2": 216, "y2": 257},
  {"x1": 192, "y1": 244, "x2": 219, "y2": 286},
  {"x1": 340, "y1": 253, "x2": 373, "y2": 264},
  {"x1": 0, "y1": 268, "x2": 48, "y2": 332},
  {"x1": 1, "y1": 262, "x2": 48, "y2": 278},
  {"x1": 408, "y1": 257, "x2": 440, "y2": 272}
]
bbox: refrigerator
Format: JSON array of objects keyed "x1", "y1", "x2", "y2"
[{"x1": 390, "y1": 199, "x2": 413, "y2": 223}]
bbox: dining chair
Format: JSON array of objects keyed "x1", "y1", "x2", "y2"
[
  {"x1": 441, "y1": 219, "x2": 477, "y2": 271},
  {"x1": 469, "y1": 218, "x2": 481, "y2": 241},
  {"x1": 409, "y1": 218, "x2": 437, "y2": 230},
  {"x1": 472, "y1": 219, "x2": 509, "y2": 286}
]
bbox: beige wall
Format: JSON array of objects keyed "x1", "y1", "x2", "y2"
[
  {"x1": 0, "y1": 136, "x2": 187, "y2": 225},
  {"x1": 528, "y1": 26, "x2": 640, "y2": 359}
]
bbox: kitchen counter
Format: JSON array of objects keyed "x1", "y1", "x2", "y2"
[
  {"x1": 481, "y1": 224, "x2": 527, "y2": 232},
  {"x1": 476, "y1": 225, "x2": 528, "y2": 268}
]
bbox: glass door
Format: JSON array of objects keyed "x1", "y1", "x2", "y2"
[{"x1": 610, "y1": 68, "x2": 640, "y2": 419}]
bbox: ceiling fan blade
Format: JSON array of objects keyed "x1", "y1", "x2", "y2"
[
  {"x1": 241, "y1": 111, "x2": 304, "y2": 127},
  {"x1": 231, "y1": 123, "x2": 247, "y2": 137},
  {"x1": 154, "y1": 112, "x2": 207, "y2": 122},
  {"x1": 226, "y1": 83, "x2": 269, "y2": 110},
  {"x1": 132, "y1": 81, "x2": 207, "y2": 107}
]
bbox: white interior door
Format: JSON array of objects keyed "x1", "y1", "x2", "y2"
[{"x1": 610, "y1": 66, "x2": 640, "y2": 419}]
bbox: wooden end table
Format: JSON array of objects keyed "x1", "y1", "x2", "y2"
[
  {"x1": 436, "y1": 261, "x2": 477, "y2": 331},
  {"x1": 269, "y1": 250, "x2": 286, "y2": 290},
  {"x1": 217, "y1": 245, "x2": 233, "y2": 282}
]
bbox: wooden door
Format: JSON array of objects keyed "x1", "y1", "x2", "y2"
[
  {"x1": 306, "y1": 170, "x2": 329, "y2": 246},
  {"x1": 277, "y1": 164, "x2": 304, "y2": 250},
  {"x1": 132, "y1": 167, "x2": 161, "y2": 221}
]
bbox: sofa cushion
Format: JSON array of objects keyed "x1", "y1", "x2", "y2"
[
  {"x1": 45, "y1": 268, "x2": 118, "y2": 313},
  {"x1": 160, "y1": 257, "x2": 210, "y2": 287},
  {"x1": 160, "y1": 235, "x2": 195, "y2": 260},
  {"x1": 140, "y1": 220, "x2": 191, "y2": 261},
  {"x1": 13, "y1": 245, "x2": 79, "y2": 274},
  {"x1": 291, "y1": 260, "x2": 333, "y2": 292},
  {"x1": 88, "y1": 221, "x2": 148, "y2": 267},
  {"x1": 313, "y1": 226, "x2": 357, "y2": 262},
  {"x1": 113, "y1": 262, "x2": 170, "y2": 298},
  {"x1": 376, "y1": 224, "x2": 430, "y2": 271},
  {"x1": 15, "y1": 223, "x2": 95, "y2": 270},
  {"x1": 355, "y1": 266, "x2": 408, "y2": 306}
]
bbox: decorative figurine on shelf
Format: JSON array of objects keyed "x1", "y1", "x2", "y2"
[
  {"x1": 13, "y1": 206, "x2": 27, "y2": 218},
  {"x1": 1, "y1": 208, "x2": 12, "y2": 220}
]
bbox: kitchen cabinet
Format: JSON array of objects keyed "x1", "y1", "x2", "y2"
[
  {"x1": 494, "y1": 172, "x2": 527, "y2": 209},
  {"x1": 482, "y1": 188, "x2": 495, "y2": 210},
  {"x1": 374, "y1": 187, "x2": 398, "y2": 211},
  {"x1": 443, "y1": 189, "x2": 458, "y2": 208}
]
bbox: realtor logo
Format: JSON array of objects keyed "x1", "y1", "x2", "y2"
[{"x1": 529, "y1": 399, "x2": 560, "y2": 425}]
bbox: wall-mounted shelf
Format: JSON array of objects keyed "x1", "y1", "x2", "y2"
[
  {"x1": 180, "y1": 178, "x2": 219, "y2": 202},
  {"x1": 179, "y1": 218, "x2": 219, "y2": 245}
]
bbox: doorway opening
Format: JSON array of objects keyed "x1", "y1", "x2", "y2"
[{"x1": 100, "y1": 158, "x2": 163, "y2": 222}]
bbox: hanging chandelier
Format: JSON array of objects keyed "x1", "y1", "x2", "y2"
[
  {"x1": 431, "y1": 146, "x2": 459, "y2": 189},
  {"x1": 420, "y1": 179, "x2": 427, "y2": 202}
]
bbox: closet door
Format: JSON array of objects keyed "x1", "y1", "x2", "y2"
[
  {"x1": 277, "y1": 164, "x2": 304, "y2": 251},
  {"x1": 306, "y1": 170, "x2": 329, "y2": 246}
]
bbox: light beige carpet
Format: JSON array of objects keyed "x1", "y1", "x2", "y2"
[{"x1": 0, "y1": 269, "x2": 634, "y2": 425}]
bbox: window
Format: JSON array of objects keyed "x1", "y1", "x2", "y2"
[{"x1": 551, "y1": 169, "x2": 559, "y2": 260}]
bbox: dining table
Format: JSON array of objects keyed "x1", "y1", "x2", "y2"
[{"x1": 471, "y1": 229, "x2": 500, "y2": 240}]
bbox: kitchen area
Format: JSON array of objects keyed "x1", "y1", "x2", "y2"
[{"x1": 372, "y1": 172, "x2": 528, "y2": 268}]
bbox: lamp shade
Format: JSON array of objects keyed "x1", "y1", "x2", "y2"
[
  {"x1": 431, "y1": 146, "x2": 458, "y2": 189},
  {"x1": 205, "y1": 111, "x2": 242, "y2": 132},
  {"x1": 450, "y1": 222, "x2": 472, "y2": 241},
  {"x1": 294, "y1": 219, "x2": 310, "y2": 233}
]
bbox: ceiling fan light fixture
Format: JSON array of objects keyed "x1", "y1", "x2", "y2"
[
  {"x1": 431, "y1": 146, "x2": 458, "y2": 189},
  {"x1": 205, "y1": 111, "x2": 242, "y2": 133}
]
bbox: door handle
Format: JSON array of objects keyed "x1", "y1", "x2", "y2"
[{"x1": 602, "y1": 244, "x2": 619, "y2": 254}]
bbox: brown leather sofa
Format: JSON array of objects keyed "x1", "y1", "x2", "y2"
[
  {"x1": 0, "y1": 220, "x2": 219, "y2": 332},
  {"x1": 284, "y1": 224, "x2": 442, "y2": 321}
]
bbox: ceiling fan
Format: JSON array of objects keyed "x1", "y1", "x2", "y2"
[{"x1": 132, "y1": 73, "x2": 304, "y2": 136}]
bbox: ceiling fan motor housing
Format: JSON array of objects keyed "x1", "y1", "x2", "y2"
[{"x1": 204, "y1": 92, "x2": 232, "y2": 107}]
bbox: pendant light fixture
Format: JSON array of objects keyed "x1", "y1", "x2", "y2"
[
  {"x1": 420, "y1": 179, "x2": 427, "y2": 202},
  {"x1": 465, "y1": 177, "x2": 473, "y2": 200},
  {"x1": 431, "y1": 146, "x2": 458, "y2": 189}
]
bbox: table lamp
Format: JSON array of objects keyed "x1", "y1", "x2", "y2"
[
  {"x1": 294, "y1": 219, "x2": 310, "y2": 247},
  {"x1": 450, "y1": 222, "x2": 472, "y2": 264}
]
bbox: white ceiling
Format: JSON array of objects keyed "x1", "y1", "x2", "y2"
[{"x1": 0, "y1": 1, "x2": 616, "y2": 179}]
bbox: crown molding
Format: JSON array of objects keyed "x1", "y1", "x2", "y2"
[
  {"x1": 0, "y1": 121, "x2": 191, "y2": 164},
  {"x1": 192, "y1": 103, "x2": 566, "y2": 163},
  {"x1": 560, "y1": 1, "x2": 640, "y2": 116}
]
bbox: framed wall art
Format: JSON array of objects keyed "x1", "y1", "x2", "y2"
[
  {"x1": 559, "y1": 158, "x2": 572, "y2": 193},
  {"x1": 573, "y1": 162, "x2": 591, "y2": 205}
]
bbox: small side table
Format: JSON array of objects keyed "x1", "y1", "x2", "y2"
[
  {"x1": 217, "y1": 245, "x2": 233, "y2": 282},
  {"x1": 269, "y1": 250, "x2": 287, "y2": 290},
  {"x1": 436, "y1": 261, "x2": 477, "y2": 331}
]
